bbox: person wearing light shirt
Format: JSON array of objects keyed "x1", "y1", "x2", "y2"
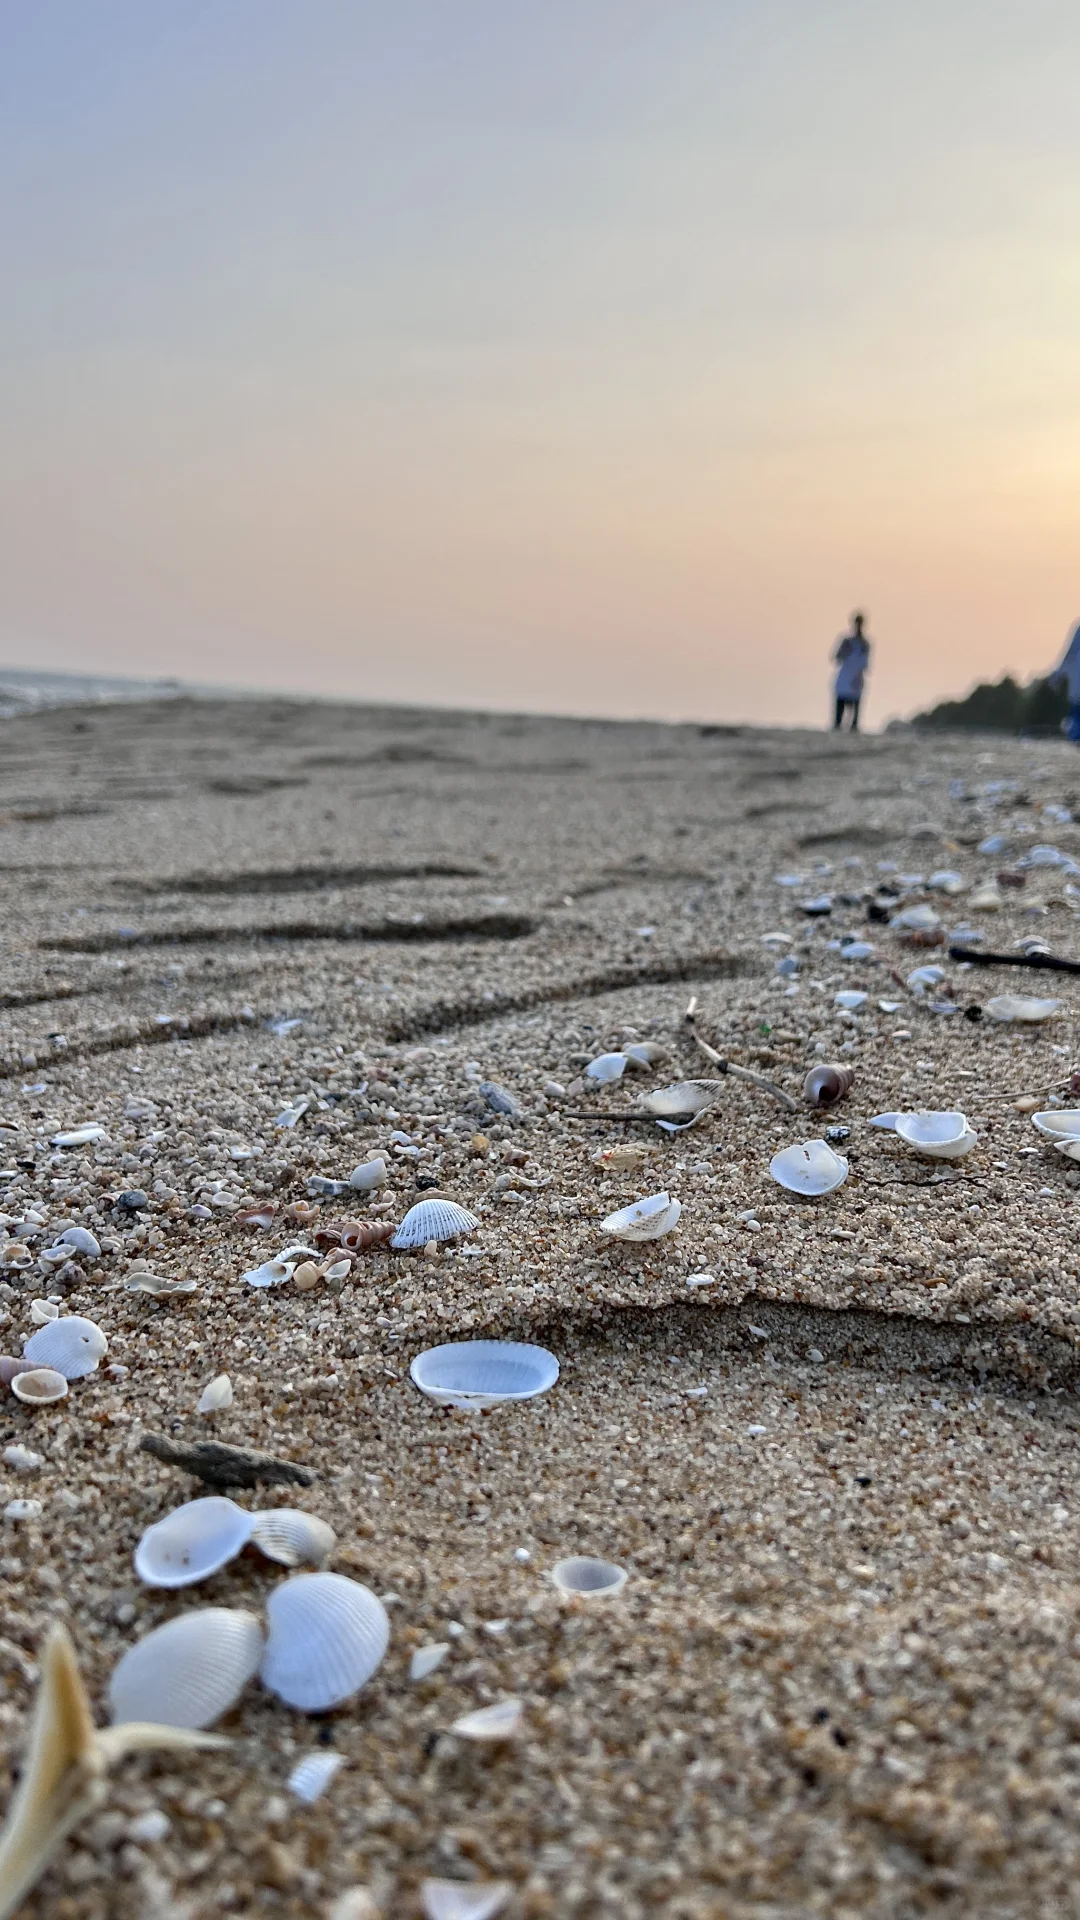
[{"x1": 832, "y1": 611, "x2": 871, "y2": 731}]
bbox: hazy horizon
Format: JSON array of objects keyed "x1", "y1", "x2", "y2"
[{"x1": 3, "y1": 2, "x2": 1078, "y2": 728}]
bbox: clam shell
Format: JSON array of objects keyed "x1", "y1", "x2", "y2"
[
  {"x1": 641, "y1": 1082, "x2": 716, "y2": 1119},
  {"x1": 243, "y1": 1259, "x2": 295, "y2": 1288},
  {"x1": 600, "y1": 1191, "x2": 682, "y2": 1240},
  {"x1": 250, "y1": 1508, "x2": 337, "y2": 1568},
  {"x1": 769, "y1": 1140, "x2": 848, "y2": 1196},
  {"x1": 551, "y1": 1556, "x2": 628, "y2": 1599},
  {"x1": 109, "y1": 1606, "x2": 265, "y2": 1728},
  {"x1": 134, "y1": 1496, "x2": 256, "y2": 1587},
  {"x1": 288, "y1": 1749, "x2": 346, "y2": 1803},
  {"x1": 1031, "y1": 1110, "x2": 1080, "y2": 1141},
  {"x1": 421, "y1": 1882, "x2": 511, "y2": 1920},
  {"x1": 894, "y1": 1111, "x2": 977, "y2": 1160},
  {"x1": 889, "y1": 904, "x2": 940, "y2": 932},
  {"x1": 984, "y1": 995, "x2": 1061, "y2": 1023},
  {"x1": 449, "y1": 1698, "x2": 523, "y2": 1742},
  {"x1": 11, "y1": 1367, "x2": 68, "y2": 1404},
  {"x1": 197, "y1": 1372, "x2": 234, "y2": 1413},
  {"x1": 22, "y1": 1315, "x2": 107, "y2": 1379},
  {"x1": 585, "y1": 1052, "x2": 628, "y2": 1083},
  {"x1": 390, "y1": 1199, "x2": 478, "y2": 1250},
  {"x1": 349, "y1": 1158, "x2": 387, "y2": 1191},
  {"x1": 410, "y1": 1339, "x2": 559, "y2": 1409},
  {"x1": 259, "y1": 1571, "x2": 390, "y2": 1711},
  {"x1": 803, "y1": 1064, "x2": 854, "y2": 1107}
]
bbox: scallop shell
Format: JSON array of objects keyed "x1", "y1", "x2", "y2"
[
  {"x1": 126, "y1": 1272, "x2": 199, "y2": 1297},
  {"x1": 390, "y1": 1199, "x2": 478, "y2": 1250},
  {"x1": 259, "y1": 1571, "x2": 390, "y2": 1712},
  {"x1": 22, "y1": 1315, "x2": 107, "y2": 1379},
  {"x1": 585, "y1": 1052, "x2": 628, "y2": 1083},
  {"x1": 349, "y1": 1158, "x2": 387, "y2": 1191},
  {"x1": 769, "y1": 1140, "x2": 848, "y2": 1197},
  {"x1": 551, "y1": 1556, "x2": 628, "y2": 1599},
  {"x1": 449, "y1": 1698, "x2": 523, "y2": 1742},
  {"x1": 197, "y1": 1372, "x2": 234, "y2": 1413},
  {"x1": 894, "y1": 1111, "x2": 977, "y2": 1160},
  {"x1": 421, "y1": 1882, "x2": 512, "y2": 1920},
  {"x1": 11, "y1": 1368, "x2": 68, "y2": 1405},
  {"x1": 1031, "y1": 1110, "x2": 1080, "y2": 1141},
  {"x1": 288, "y1": 1749, "x2": 346, "y2": 1802},
  {"x1": 984, "y1": 995, "x2": 1061, "y2": 1023},
  {"x1": 250, "y1": 1508, "x2": 337, "y2": 1568},
  {"x1": 599, "y1": 1191, "x2": 682, "y2": 1240},
  {"x1": 802, "y1": 1064, "x2": 854, "y2": 1108},
  {"x1": 409, "y1": 1339, "x2": 559, "y2": 1410},
  {"x1": 134, "y1": 1497, "x2": 256, "y2": 1588},
  {"x1": 109, "y1": 1606, "x2": 265, "y2": 1729}
]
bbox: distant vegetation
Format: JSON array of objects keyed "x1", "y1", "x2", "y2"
[{"x1": 909, "y1": 672, "x2": 1068, "y2": 734}]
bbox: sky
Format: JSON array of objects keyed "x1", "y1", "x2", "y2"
[{"x1": 1, "y1": 0, "x2": 1079, "y2": 729}]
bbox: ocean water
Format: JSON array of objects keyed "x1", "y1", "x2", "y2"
[{"x1": 0, "y1": 668, "x2": 188, "y2": 719}]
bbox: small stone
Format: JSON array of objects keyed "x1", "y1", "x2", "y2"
[
  {"x1": 127, "y1": 1809, "x2": 171, "y2": 1845},
  {"x1": 470, "y1": 1134, "x2": 489, "y2": 1156},
  {"x1": 117, "y1": 1190, "x2": 149, "y2": 1211}
]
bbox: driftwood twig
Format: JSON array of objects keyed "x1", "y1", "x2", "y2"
[
  {"x1": 684, "y1": 998, "x2": 798, "y2": 1110},
  {"x1": 949, "y1": 944, "x2": 1080, "y2": 974},
  {"x1": 139, "y1": 1434, "x2": 316, "y2": 1490}
]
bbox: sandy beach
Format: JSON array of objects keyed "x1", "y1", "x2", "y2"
[{"x1": 2, "y1": 694, "x2": 1080, "y2": 1919}]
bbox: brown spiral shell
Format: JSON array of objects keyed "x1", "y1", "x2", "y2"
[{"x1": 803, "y1": 1063, "x2": 855, "y2": 1108}]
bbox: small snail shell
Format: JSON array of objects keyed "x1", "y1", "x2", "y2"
[{"x1": 803, "y1": 1063, "x2": 854, "y2": 1108}]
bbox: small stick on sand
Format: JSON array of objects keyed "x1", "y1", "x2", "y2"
[
  {"x1": 949, "y1": 944, "x2": 1080, "y2": 973},
  {"x1": 139, "y1": 1434, "x2": 316, "y2": 1490},
  {"x1": 684, "y1": 997, "x2": 798, "y2": 1110}
]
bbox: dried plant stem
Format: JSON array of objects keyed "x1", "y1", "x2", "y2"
[{"x1": 684, "y1": 1008, "x2": 798, "y2": 1111}]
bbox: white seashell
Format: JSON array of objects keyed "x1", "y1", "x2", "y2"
[
  {"x1": 869, "y1": 1112, "x2": 903, "y2": 1130},
  {"x1": 835, "y1": 990, "x2": 868, "y2": 1011},
  {"x1": 4, "y1": 1498, "x2": 42, "y2": 1522},
  {"x1": 29, "y1": 1300, "x2": 60, "y2": 1326},
  {"x1": 11, "y1": 1368, "x2": 68, "y2": 1405},
  {"x1": 55, "y1": 1226, "x2": 101, "y2": 1258},
  {"x1": 3, "y1": 1443, "x2": 43, "y2": 1470},
  {"x1": 585, "y1": 1052, "x2": 628, "y2": 1083},
  {"x1": 889, "y1": 904, "x2": 940, "y2": 931},
  {"x1": 390, "y1": 1199, "x2": 479, "y2": 1250},
  {"x1": 243, "y1": 1259, "x2": 295, "y2": 1288},
  {"x1": 410, "y1": 1642, "x2": 451, "y2": 1681},
  {"x1": 906, "y1": 965, "x2": 946, "y2": 994},
  {"x1": 134, "y1": 1497, "x2": 256, "y2": 1587},
  {"x1": 349, "y1": 1157, "x2": 387, "y2": 1190},
  {"x1": 22, "y1": 1315, "x2": 107, "y2": 1379},
  {"x1": 622, "y1": 1042, "x2": 669, "y2": 1068},
  {"x1": 769, "y1": 1140, "x2": 848, "y2": 1197},
  {"x1": 321, "y1": 1257, "x2": 352, "y2": 1282},
  {"x1": 839, "y1": 940, "x2": 874, "y2": 961},
  {"x1": 197, "y1": 1372, "x2": 233, "y2": 1413},
  {"x1": 288, "y1": 1750, "x2": 346, "y2": 1803},
  {"x1": 984, "y1": 994, "x2": 1061, "y2": 1023},
  {"x1": 250, "y1": 1508, "x2": 336, "y2": 1568},
  {"x1": 894, "y1": 1111, "x2": 977, "y2": 1160},
  {"x1": 126, "y1": 1272, "x2": 199, "y2": 1297},
  {"x1": 969, "y1": 883, "x2": 1004, "y2": 911},
  {"x1": 51, "y1": 1124, "x2": 106, "y2": 1148},
  {"x1": 599, "y1": 1191, "x2": 682, "y2": 1240},
  {"x1": 274, "y1": 1101, "x2": 309, "y2": 1129},
  {"x1": 1031, "y1": 1110, "x2": 1080, "y2": 1141},
  {"x1": 928, "y1": 870, "x2": 966, "y2": 893},
  {"x1": 328, "y1": 1894, "x2": 381, "y2": 1920},
  {"x1": 37, "y1": 1245, "x2": 77, "y2": 1271},
  {"x1": 278, "y1": 1242, "x2": 321, "y2": 1263},
  {"x1": 450, "y1": 1698, "x2": 523, "y2": 1742},
  {"x1": 410, "y1": 1340, "x2": 559, "y2": 1409},
  {"x1": 551, "y1": 1556, "x2": 628, "y2": 1599},
  {"x1": 259, "y1": 1571, "x2": 390, "y2": 1711},
  {"x1": 421, "y1": 1882, "x2": 511, "y2": 1920},
  {"x1": 761, "y1": 930, "x2": 794, "y2": 946},
  {"x1": 641, "y1": 1082, "x2": 715, "y2": 1119},
  {"x1": 1054, "y1": 1138, "x2": 1080, "y2": 1162},
  {"x1": 109, "y1": 1606, "x2": 265, "y2": 1728}
]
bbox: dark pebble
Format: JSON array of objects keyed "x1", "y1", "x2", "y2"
[{"x1": 117, "y1": 1189, "x2": 149, "y2": 1210}]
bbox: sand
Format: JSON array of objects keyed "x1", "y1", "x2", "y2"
[{"x1": 1, "y1": 695, "x2": 1080, "y2": 1918}]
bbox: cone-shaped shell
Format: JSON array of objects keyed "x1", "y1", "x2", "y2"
[
  {"x1": 134, "y1": 1497, "x2": 256, "y2": 1588},
  {"x1": 258, "y1": 1572, "x2": 390, "y2": 1711},
  {"x1": 599, "y1": 1191, "x2": 682, "y2": 1240},
  {"x1": 11, "y1": 1368, "x2": 68, "y2": 1405},
  {"x1": 250, "y1": 1508, "x2": 337, "y2": 1568},
  {"x1": 551, "y1": 1556, "x2": 628, "y2": 1599},
  {"x1": 894, "y1": 1111, "x2": 977, "y2": 1160},
  {"x1": 409, "y1": 1340, "x2": 559, "y2": 1409},
  {"x1": 390, "y1": 1199, "x2": 478, "y2": 1250},
  {"x1": 770, "y1": 1140, "x2": 848, "y2": 1196},
  {"x1": 22, "y1": 1316, "x2": 107, "y2": 1380},
  {"x1": 984, "y1": 994, "x2": 1061, "y2": 1023},
  {"x1": 421, "y1": 1882, "x2": 512, "y2": 1920},
  {"x1": 1032, "y1": 1110, "x2": 1080, "y2": 1141},
  {"x1": 802, "y1": 1064, "x2": 854, "y2": 1108},
  {"x1": 109, "y1": 1607, "x2": 265, "y2": 1729}
]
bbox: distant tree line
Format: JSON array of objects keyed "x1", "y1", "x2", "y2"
[{"x1": 909, "y1": 673, "x2": 1068, "y2": 733}]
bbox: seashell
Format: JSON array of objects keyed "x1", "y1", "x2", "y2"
[
  {"x1": 1031, "y1": 1110, "x2": 1080, "y2": 1141},
  {"x1": 1054, "y1": 1138, "x2": 1080, "y2": 1163},
  {"x1": 622, "y1": 1041, "x2": 669, "y2": 1068},
  {"x1": 54, "y1": 1227, "x2": 101, "y2": 1258},
  {"x1": 23, "y1": 1315, "x2": 107, "y2": 1379},
  {"x1": 449, "y1": 1698, "x2": 523, "y2": 1742},
  {"x1": 770, "y1": 1140, "x2": 848, "y2": 1196},
  {"x1": 984, "y1": 995, "x2": 1061, "y2": 1023},
  {"x1": 197, "y1": 1373, "x2": 233, "y2": 1413},
  {"x1": 0, "y1": 1355, "x2": 36, "y2": 1386},
  {"x1": 329, "y1": 1894, "x2": 380, "y2": 1920},
  {"x1": 969, "y1": 883, "x2": 1004, "y2": 912},
  {"x1": 125, "y1": 1272, "x2": 199, "y2": 1298},
  {"x1": 134, "y1": 1496, "x2": 256, "y2": 1587},
  {"x1": 4, "y1": 1443, "x2": 43, "y2": 1470},
  {"x1": 306, "y1": 1175, "x2": 349, "y2": 1199},
  {"x1": 894, "y1": 1111, "x2": 977, "y2": 1160},
  {"x1": 284, "y1": 1201, "x2": 319, "y2": 1227},
  {"x1": 834, "y1": 990, "x2": 868, "y2": 1011},
  {"x1": 410, "y1": 1339, "x2": 559, "y2": 1410},
  {"x1": 51, "y1": 1124, "x2": 106, "y2": 1148},
  {"x1": 288, "y1": 1750, "x2": 346, "y2": 1803},
  {"x1": 339, "y1": 1219, "x2": 395, "y2": 1252},
  {"x1": 599, "y1": 1191, "x2": 682, "y2": 1241},
  {"x1": 585, "y1": 1053, "x2": 628, "y2": 1083},
  {"x1": 889, "y1": 904, "x2": 939, "y2": 932},
  {"x1": 799, "y1": 895, "x2": 833, "y2": 915},
  {"x1": 259, "y1": 1571, "x2": 390, "y2": 1711},
  {"x1": 274, "y1": 1101, "x2": 310, "y2": 1129},
  {"x1": 551, "y1": 1556, "x2": 628, "y2": 1599},
  {"x1": 1, "y1": 1242, "x2": 33, "y2": 1269},
  {"x1": 349, "y1": 1158, "x2": 387, "y2": 1191},
  {"x1": 250, "y1": 1508, "x2": 336, "y2": 1568},
  {"x1": 11, "y1": 1368, "x2": 68, "y2": 1405},
  {"x1": 238, "y1": 1204, "x2": 276, "y2": 1229},
  {"x1": 906, "y1": 964, "x2": 946, "y2": 994},
  {"x1": 4, "y1": 1498, "x2": 42, "y2": 1522},
  {"x1": 592, "y1": 1143, "x2": 649, "y2": 1171},
  {"x1": 391, "y1": 1200, "x2": 479, "y2": 1251},
  {"x1": 479, "y1": 1081, "x2": 520, "y2": 1116},
  {"x1": 641, "y1": 1082, "x2": 717, "y2": 1120},
  {"x1": 278, "y1": 1242, "x2": 321, "y2": 1263},
  {"x1": 109, "y1": 1607, "x2": 265, "y2": 1729},
  {"x1": 293, "y1": 1261, "x2": 321, "y2": 1290},
  {"x1": 839, "y1": 940, "x2": 874, "y2": 961},
  {"x1": 421, "y1": 1882, "x2": 511, "y2": 1920},
  {"x1": 869, "y1": 1112, "x2": 902, "y2": 1130},
  {"x1": 243, "y1": 1259, "x2": 295, "y2": 1288},
  {"x1": 411, "y1": 1642, "x2": 450, "y2": 1681},
  {"x1": 321, "y1": 1257, "x2": 352, "y2": 1282},
  {"x1": 29, "y1": 1300, "x2": 60, "y2": 1326},
  {"x1": 928, "y1": 870, "x2": 966, "y2": 894},
  {"x1": 37, "y1": 1244, "x2": 76, "y2": 1271},
  {"x1": 802, "y1": 1064, "x2": 853, "y2": 1108}
]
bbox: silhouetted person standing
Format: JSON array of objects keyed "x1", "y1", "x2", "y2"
[
  {"x1": 1050, "y1": 618, "x2": 1080, "y2": 742},
  {"x1": 833, "y1": 611, "x2": 871, "y2": 730}
]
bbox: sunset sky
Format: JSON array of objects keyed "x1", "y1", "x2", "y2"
[{"x1": 2, "y1": 2, "x2": 1078, "y2": 727}]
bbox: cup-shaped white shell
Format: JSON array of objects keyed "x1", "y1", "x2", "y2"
[
  {"x1": 585, "y1": 1052, "x2": 628, "y2": 1082},
  {"x1": 869, "y1": 1112, "x2": 903, "y2": 1130},
  {"x1": 22, "y1": 1315, "x2": 107, "y2": 1379},
  {"x1": 259, "y1": 1571, "x2": 390, "y2": 1711},
  {"x1": 134, "y1": 1496, "x2": 256, "y2": 1587},
  {"x1": 197, "y1": 1372, "x2": 234, "y2": 1413},
  {"x1": 600, "y1": 1191, "x2": 682, "y2": 1240},
  {"x1": 109, "y1": 1606, "x2": 265, "y2": 1728},
  {"x1": 11, "y1": 1367, "x2": 68, "y2": 1405},
  {"x1": 390, "y1": 1199, "x2": 479, "y2": 1250},
  {"x1": 410, "y1": 1340, "x2": 559, "y2": 1409},
  {"x1": 29, "y1": 1299, "x2": 60, "y2": 1325},
  {"x1": 1032, "y1": 1110, "x2": 1080, "y2": 1140},
  {"x1": 421, "y1": 1882, "x2": 512, "y2": 1920},
  {"x1": 551, "y1": 1556, "x2": 628, "y2": 1599},
  {"x1": 622, "y1": 1042, "x2": 668, "y2": 1068},
  {"x1": 243, "y1": 1259, "x2": 295, "y2": 1288},
  {"x1": 984, "y1": 995, "x2": 1061, "y2": 1023},
  {"x1": 889, "y1": 905, "x2": 940, "y2": 931},
  {"x1": 769, "y1": 1140, "x2": 848, "y2": 1196},
  {"x1": 349, "y1": 1157, "x2": 387, "y2": 1191},
  {"x1": 250, "y1": 1508, "x2": 337, "y2": 1568},
  {"x1": 894, "y1": 1111, "x2": 976, "y2": 1160},
  {"x1": 449, "y1": 1698, "x2": 523, "y2": 1741},
  {"x1": 641, "y1": 1083, "x2": 715, "y2": 1119},
  {"x1": 288, "y1": 1750, "x2": 346, "y2": 1803}
]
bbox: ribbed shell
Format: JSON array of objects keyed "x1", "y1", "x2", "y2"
[
  {"x1": 1032, "y1": 1109, "x2": 1080, "y2": 1140},
  {"x1": 288, "y1": 1750, "x2": 346, "y2": 1803},
  {"x1": 409, "y1": 1340, "x2": 559, "y2": 1409},
  {"x1": 390, "y1": 1200, "x2": 478, "y2": 1250},
  {"x1": 22, "y1": 1315, "x2": 107, "y2": 1379},
  {"x1": 134, "y1": 1496, "x2": 255, "y2": 1587},
  {"x1": 259, "y1": 1572, "x2": 390, "y2": 1711},
  {"x1": 769, "y1": 1140, "x2": 848, "y2": 1196},
  {"x1": 109, "y1": 1606, "x2": 265, "y2": 1728},
  {"x1": 551, "y1": 1557, "x2": 628, "y2": 1598},
  {"x1": 599, "y1": 1191, "x2": 682, "y2": 1240},
  {"x1": 11, "y1": 1367, "x2": 68, "y2": 1404},
  {"x1": 421, "y1": 1882, "x2": 512, "y2": 1920},
  {"x1": 641, "y1": 1083, "x2": 716, "y2": 1118},
  {"x1": 251, "y1": 1508, "x2": 337, "y2": 1568}
]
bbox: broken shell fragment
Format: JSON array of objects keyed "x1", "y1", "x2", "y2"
[
  {"x1": 769, "y1": 1140, "x2": 848, "y2": 1197},
  {"x1": 109, "y1": 1607, "x2": 265, "y2": 1729},
  {"x1": 288, "y1": 1750, "x2": 346, "y2": 1803},
  {"x1": 599, "y1": 1191, "x2": 682, "y2": 1241},
  {"x1": 134, "y1": 1497, "x2": 256, "y2": 1588},
  {"x1": 551, "y1": 1557, "x2": 628, "y2": 1599},
  {"x1": 243, "y1": 1259, "x2": 295, "y2": 1289},
  {"x1": 421, "y1": 1882, "x2": 512, "y2": 1920},
  {"x1": 348, "y1": 1157, "x2": 387, "y2": 1191},
  {"x1": 410, "y1": 1642, "x2": 450, "y2": 1681},
  {"x1": 258, "y1": 1571, "x2": 390, "y2": 1712},
  {"x1": 894, "y1": 1111, "x2": 977, "y2": 1160},
  {"x1": 410, "y1": 1340, "x2": 559, "y2": 1409},
  {"x1": 984, "y1": 994, "x2": 1061, "y2": 1023},
  {"x1": 29, "y1": 1300, "x2": 60, "y2": 1326},
  {"x1": 250, "y1": 1508, "x2": 336, "y2": 1568},
  {"x1": 197, "y1": 1373, "x2": 234, "y2": 1414},
  {"x1": 22, "y1": 1316, "x2": 107, "y2": 1380},
  {"x1": 390, "y1": 1199, "x2": 478, "y2": 1251},
  {"x1": 51, "y1": 1124, "x2": 107, "y2": 1148},
  {"x1": 125, "y1": 1272, "x2": 199, "y2": 1298},
  {"x1": 585, "y1": 1052, "x2": 628, "y2": 1083},
  {"x1": 450, "y1": 1698, "x2": 523, "y2": 1742},
  {"x1": 592, "y1": 1143, "x2": 650, "y2": 1171},
  {"x1": 11, "y1": 1368, "x2": 68, "y2": 1406},
  {"x1": 802, "y1": 1064, "x2": 854, "y2": 1108}
]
